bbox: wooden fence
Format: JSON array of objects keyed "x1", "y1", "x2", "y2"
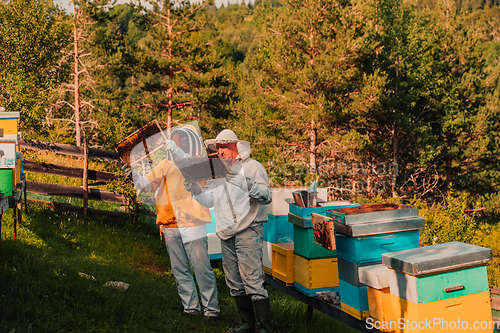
[
  {"x1": 19, "y1": 139, "x2": 154, "y2": 220},
  {"x1": 9, "y1": 139, "x2": 500, "y2": 325}
]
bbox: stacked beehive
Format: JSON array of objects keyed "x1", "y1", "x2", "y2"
[
  {"x1": 380, "y1": 241, "x2": 493, "y2": 333},
  {"x1": 206, "y1": 187, "x2": 328, "y2": 266},
  {"x1": 263, "y1": 187, "x2": 328, "y2": 277},
  {"x1": 328, "y1": 204, "x2": 424, "y2": 320},
  {"x1": 0, "y1": 111, "x2": 23, "y2": 199},
  {"x1": 287, "y1": 201, "x2": 359, "y2": 297}
]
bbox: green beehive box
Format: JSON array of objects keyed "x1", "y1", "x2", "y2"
[
  {"x1": 293, "y1": 224, "x2": 337, "y2": 259},
  {"x1": 388, "y1": 265, "x2": 489, "y2": 304},
  {"x1": 383, "y1": 241, "x2": 492, "y2": 305},
  {"x1": 0, "y1": 169, "x2": 13, "y2": 196}
]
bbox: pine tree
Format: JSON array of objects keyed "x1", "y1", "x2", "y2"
[
  {"x1": 237, "y1": 0, "x2": 384, "y2": 190},
  {"x1": 133, "y1": 0, "x2": 233, "y2": 136}
]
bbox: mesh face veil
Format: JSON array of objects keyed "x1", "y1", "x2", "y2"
[{"x1": 168, "y1": 126, "x2": 204, "y2": 159}]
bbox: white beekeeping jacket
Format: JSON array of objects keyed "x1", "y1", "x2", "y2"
[{"x1": 194, "y1": 141, "x2": 271, "y2": 240}]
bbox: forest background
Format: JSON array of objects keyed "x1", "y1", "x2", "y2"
[{"x1": 1, "y1": 0, "x2": 500, "y2": 245}]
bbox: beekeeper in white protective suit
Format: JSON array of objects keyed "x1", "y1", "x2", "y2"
[
  {"x1": 122, "y1": 126, "x2": 220, "y2": 321},
  {"x1": 184, "y1": 129, "x2": 272, "y2": 333}
]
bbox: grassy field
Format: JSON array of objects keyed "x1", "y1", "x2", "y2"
[
  {"x1": 12, "y1": 150, "x2": 499, "y2": 332},
  {"x1": 0, "y1": 203, "x2": 358, "y2": 333}
]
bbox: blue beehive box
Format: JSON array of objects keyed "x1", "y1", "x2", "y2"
[
  {"x1": 264, "y1": 214, "x2": 293, "y2": 243},
  {"x1": 336, "y1": 230, "x2": 421, "y2": 264},
  {"x1": 206, "y1": 208, "x2": 217, "y2": 234},
  {"x1": 207, "y1": 208, "x2": 221, "y2": 260},
  {"x1": 339, "y1": 279, "x2": 369, "y2": 311}
]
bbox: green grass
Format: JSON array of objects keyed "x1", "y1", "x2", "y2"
[{"x1": 0, "y1": 204, "x2": 357, "y2": 333}]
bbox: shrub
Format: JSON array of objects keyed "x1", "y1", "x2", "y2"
[{"x1": 415, "y1": 188, "x2": 480, "y2": 246}]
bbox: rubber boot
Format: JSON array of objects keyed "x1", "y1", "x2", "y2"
[
  {"x1": 254, "y1": 298, "x2": 272, "y2": 333},
  {"x1": 228, "y1": 295, "x2": 256, "y2": 333}
]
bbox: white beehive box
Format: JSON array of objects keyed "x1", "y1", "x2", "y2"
[{"x1": 0, "y1": 141, "x2": 17, "y2": 168}]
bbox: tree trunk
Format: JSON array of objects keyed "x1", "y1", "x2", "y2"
[
  {"x1": 166, "y1": 3, "x2": 173, "y2": 136},
  {"x1": 83, "y1": 138, "x2": 89, "y2": 218},
  {"x1": 309, "y1": 119, "x2": 316, "y2": 175},
  {"x1": 392, "y1": 122, "x2": 398, "y2": 197},
  {"x1": 445, "y1": 130, "x2": 452, "y2": 193},
  {"x1": 73, "y1": 5, "x2": 81, "y2": 147}
]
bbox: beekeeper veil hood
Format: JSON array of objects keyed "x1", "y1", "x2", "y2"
[
  {"x1": 166, "y1": 125, "x2": 204, "y2": 160},
  {"x1": 204, "y1": 129, "x2": 251, "y2": 160}
]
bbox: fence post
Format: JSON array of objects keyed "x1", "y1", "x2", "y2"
[{"x1": 83, "y1": 138, "x2": 89, "y2": 218}]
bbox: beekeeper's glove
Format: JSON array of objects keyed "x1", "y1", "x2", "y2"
[
  {"x1": 121, "y1": 162, "x2": 135, "y2": 182},
  {"x1": 184, "y1": 180, "x2": 203, "y2": 196},
  {"x1": 226, "y1": 171, "x2": 253, "y2": 191},
  {"x1": 165, "y1": 139, "x2": 188, "y2": 160}
]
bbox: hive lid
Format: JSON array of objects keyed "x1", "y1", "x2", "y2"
[
  {"x1": 333, "y1": 216, "x2": 425, "y2": 237},
  {"x1": 382, "y1": 241, "x2": 492, "y2": 276},
  {"x1": 328, "y1": 203, "x2": 418, "y2": 225},
  {"x1": 0, "y1": 112, "x2": 20, "y2": 119}
]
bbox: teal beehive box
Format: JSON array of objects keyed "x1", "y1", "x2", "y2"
[{"x1": 387, "y1": 265, "x2": 489, "y2": 304}]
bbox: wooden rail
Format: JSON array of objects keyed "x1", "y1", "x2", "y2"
[
  {"x1": 26, "y1": 199, "x2": 135, "y2": 219},
  {"x1": 18, "y1": 139, "x2": 136, "y2": 221},
  {"x1": 19, "y1": 139, "x2": 120, "y2": 162},
  {"x1": 23, "y1": 160, "x2": 117, "y2": 183},
  {"x1": 26, "y1": 181, "x2": 126, "y2": 204}
]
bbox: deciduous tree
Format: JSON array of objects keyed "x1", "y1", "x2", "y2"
[{"x1": 0, "y1": 0, "x2": 70, "y2": 137}]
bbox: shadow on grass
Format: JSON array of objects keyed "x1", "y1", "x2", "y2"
[{"x1": 1, "y1": 205, "x2": 359, "y2": 333}]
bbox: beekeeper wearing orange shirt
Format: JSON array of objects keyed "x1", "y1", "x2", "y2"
[{"x1": 123, "y1": 126, "x2": 219, "y2": 321}]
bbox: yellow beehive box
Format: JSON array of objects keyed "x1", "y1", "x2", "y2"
[
  {"x1": 341, "y1": 302, "x2": 370, "y2": 320},
  {"x1": 12, "y1": 152, "x2": 21, "y2": 185},
  {"x1": 390, "y1": 291, "x2": 493, "y2": 333},
  {"x1": 294, "y1": 254, "x2": 339, "y2": 289},
  {"x1": 367, "y1": 287, "x2": 395, "y2": 332},
  {"x1": 272, "y1": 243, "x2": 294, "y2": 286},
  {"x1": 0, "y1": 112, "x2": 20, "y2": 135}
]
